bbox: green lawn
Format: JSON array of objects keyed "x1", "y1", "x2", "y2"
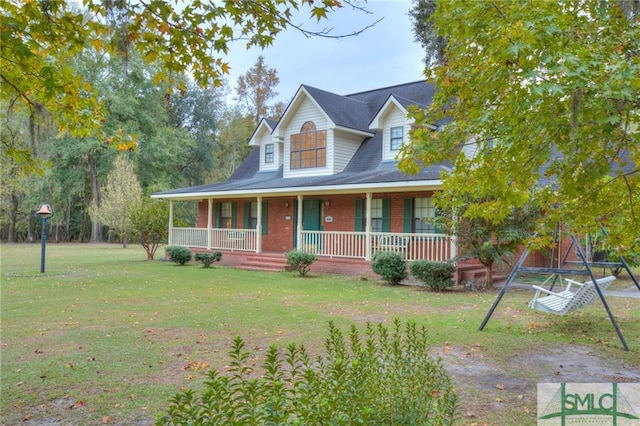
[{"x1": 1, "y1": 243, "x2": 638, "y2": 425}]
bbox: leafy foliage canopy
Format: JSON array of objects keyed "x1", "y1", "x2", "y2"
[{"x1": 401, "y1": 1, "x2": 639, "y2": 252}]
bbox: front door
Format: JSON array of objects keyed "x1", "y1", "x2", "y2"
[{"x1": 294, "y1": 199, "x2": 323, "y2": 250}]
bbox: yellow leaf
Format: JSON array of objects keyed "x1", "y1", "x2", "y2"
[{"x1": 90, "y1": 39, "x2": 103, "y2": 51}]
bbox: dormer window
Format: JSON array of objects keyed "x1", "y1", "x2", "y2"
[
  {"x1": 390, "y1": 126, "x2": 403, "y2": 151},
  {"x1": 264, "y1": 143, "x2": 274, "y2": 164},
  {"x1": 290, "y1": 121, "x2": 326, "y2": 169}
]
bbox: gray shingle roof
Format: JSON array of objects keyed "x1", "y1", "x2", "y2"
[{"x1": 153, "y1": 81, "x2": 444, "y2": 198}]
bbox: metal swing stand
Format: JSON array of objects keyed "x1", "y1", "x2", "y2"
[{"x1": 478, "y1": 230, "x2": 640, "y2": 351}]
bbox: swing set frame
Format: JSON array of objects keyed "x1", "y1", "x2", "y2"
[{"x1": 478, "y1": 226, "x2": 640, "y2": 351}]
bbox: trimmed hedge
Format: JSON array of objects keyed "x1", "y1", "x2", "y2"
[
  {"x1": 371, "y1": 251, "x2": 407, "y2": 285},
  {"x1": 410, "y1": 260, "x2": 455, "y2": 291},
  {"x1": 166, "y1": 246, "x2": 192, "y2": 265},
  {"x1": 194, "y1": 251, "x2": 222, "y2": 268},
  {"x1": 286, "y1": 250, "x2": 317, "y2": 277}
]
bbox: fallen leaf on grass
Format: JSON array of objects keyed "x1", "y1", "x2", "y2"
[
  {"x1": 181, "y1": 361, "x2": 210, "y2": 371},
  {"x1": 495, "y1": 384, "x2": 505, "y2": 390},
  {"x1": 68, "y1": 401, "x2": 84, "y2": 410}
]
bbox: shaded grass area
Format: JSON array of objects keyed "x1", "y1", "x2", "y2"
[{"x1": 1, "y1": 243, "x2": 639, "y2": 425}]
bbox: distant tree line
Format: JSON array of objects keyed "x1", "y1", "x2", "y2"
[{"x1": 0, "y1": 53, "x2": 283, "y2": 243}]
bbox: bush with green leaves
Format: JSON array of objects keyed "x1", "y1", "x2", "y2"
[
  {"x1": 371, "y1": 251, "x2": 407, "y2": 285},
  {"x1": 285, "y1": 250, "x2": 317, "y2": 277},
  {"x1": 157, "y1": 319, "x2": 458, "y2": 425},
  {"x1": 194, "y1": 251, "x2": 222, "y2": 268},
  {"x1": 410, "y1": 260, "x2": 456, "y2": 291},
  {"x1": 166, "y1": 246, "x2": 192, "y2": 266}
]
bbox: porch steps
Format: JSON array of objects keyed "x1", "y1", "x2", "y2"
[
  {"x1": 238, "y1": 253, "x2": 289, "y2": 273},
  {"x1": 457, "y1": 262, "x2": 506, "y2": 285}
]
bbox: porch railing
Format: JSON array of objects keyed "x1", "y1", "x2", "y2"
[
  {"x1": 211, "y1": 228, "x2": 257, "y2": 252},
  {"x1": 170, "y1": 227, "x2": 257, "y2": 252},
  {"x1": 300, "y1": 230, "x2": 367, "y2": 259},
  {"x1": 301, "y1": 231, "x2": 455, "y2": 262},
  {"x1": 171, "y1": 228, "x2": 454, "y2": 262},
  {"x1": 171, "y1": 227, "x2": 208, "y2": 248}
]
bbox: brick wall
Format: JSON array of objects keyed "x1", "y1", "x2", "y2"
[{"x1": 263, "y1": 197, "x2": 296, "y2": 252}]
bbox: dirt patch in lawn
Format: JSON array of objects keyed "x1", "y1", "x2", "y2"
[{"x1": 433, "y1": 342, "x2": 640, "y2": 423}]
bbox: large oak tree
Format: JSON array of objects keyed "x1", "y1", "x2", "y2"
[
  {"x1": 1, "y1": 0, "x2": 360, "y2": 167},
  {"x1": 401, "y1": 0, "x2": 639, "y2": 253}
]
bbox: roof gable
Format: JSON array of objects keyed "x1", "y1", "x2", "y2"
[
  {"x1": 369, "y1": 96, "x2": 408, "y2": 130},
  {"x1": 272, "y1": 86, "x2": 333, "y2": 135},
  {"x1": 248, "y1": 118, "x2": 276, "y2": 146}
]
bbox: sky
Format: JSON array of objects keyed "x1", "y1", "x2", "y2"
[{"x1": 223, "y1": 0, "x2": 426, "y2": 104}]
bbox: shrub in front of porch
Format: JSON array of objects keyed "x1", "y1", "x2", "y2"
[
  {"x1": 371, "y1": 251, "x2": 407, "y2": 285},
  {"x1": 410, "y1": 260, "x2": 456, "y2": 292},
  {"x1": 166, "y1": 246, "x2": 192, "y2": 265},
  {"x1": 157, "y1": 319, "x2": 458, "y2": 425},
  {"x1": 286, "y1": 250, "x2": 317, "y2": 277},
  {"x1": 194, "y1": 252, "x2": 222, "y2": 268}
]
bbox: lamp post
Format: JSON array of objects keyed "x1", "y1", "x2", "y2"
[{"x1": 35, "y1": 203, "x2": 54, "y2": 273}]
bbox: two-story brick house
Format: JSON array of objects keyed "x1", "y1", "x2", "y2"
[{"x1": 152, "y1": 81, "x2": 467, "y2": 276}]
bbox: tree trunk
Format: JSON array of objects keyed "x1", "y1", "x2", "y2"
[
  {"x1": 484, "y1": 262, "x2": 494, "y2": 290},
  {"x1": 28, "y1": 214, "x2": 34, "y2": 242},
  {"x1": 65, "y1": 196, "x2": 72, "y2": 241},
  {"x1": 8, "y1": 194, "x2": 19, "y2": 243},
  {"x1": 88, "y1": 151, "x2": 102, "y2": 243}
]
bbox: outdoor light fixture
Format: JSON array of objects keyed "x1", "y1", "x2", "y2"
[{"x1": 35, "y1": 203, "x2": 54, "y2": 273}]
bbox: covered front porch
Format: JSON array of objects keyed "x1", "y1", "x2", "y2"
[
  {"x1": 171, "y1": 227, "x2": 455, "y2": 262},
  {"x1": 164, "y1": 191, "x2": 456, "y2": 264}
]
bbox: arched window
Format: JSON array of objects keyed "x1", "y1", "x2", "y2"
[{"x1": 290, "y1": 121, "x2": 326, "y2": 169}]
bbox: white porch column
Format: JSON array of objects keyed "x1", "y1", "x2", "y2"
[
  {"x1": 207, "y1": 199, "x2": 213, "y2": 250},
  {"x1": 365, "y1": 192, "x2": 372, "y2": 261},
  {"x1": 256, "y1": 196, "x2": 263, "y2": 253},
  {"x1": 168, "y1": 200, "x2": 174, "y2": 246},
  {"x1": 296, "y1": 195, "x2": 303, "y2": 250}
]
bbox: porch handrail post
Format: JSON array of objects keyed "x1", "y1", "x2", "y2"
[
  {"x1": 207, "y1": 199, "x2": 213, "y2": 250},
  {"x1": 365, "y1": 192, "x2": 372, "y2": 260},
  {"x1": 168, "y1": 200, "x2": 174, "y2": 246},
  {"x1": 296, "y1": 195, "x2": 303, "y2": 250},
  {"x1": 256, "y1": 196, "x2": 262, "y2": 253}
]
